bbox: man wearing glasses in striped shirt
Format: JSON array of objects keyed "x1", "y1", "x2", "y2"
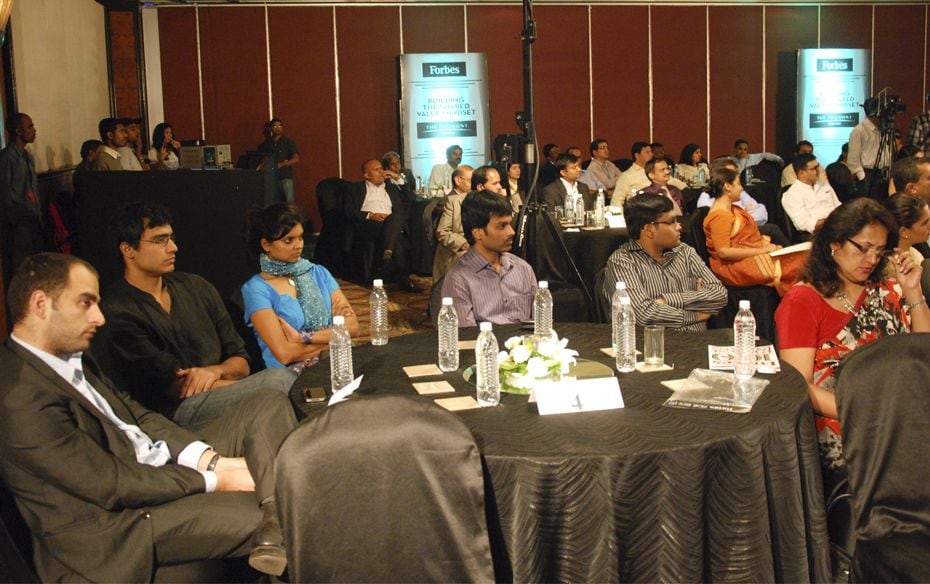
[{"x1": 602, "y1": 194, "x2": 727, "y2": 331}]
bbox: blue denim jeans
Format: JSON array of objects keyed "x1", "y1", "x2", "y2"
[{"x1": 172, "y1": 367, "x2": 297, "y2": 433}]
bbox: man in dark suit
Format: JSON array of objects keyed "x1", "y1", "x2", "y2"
[
  {"x1": 538, "y1": 143, "x2": 561, "y2": 186},
  {"x1": 541, "y1": 152, "x2": 594, "y2": 211},
  {"x1": 0, "y1": 253, "x2": 296, "y2": 581},
  {"x1": 345, "y1": 158, "x2": 421, "y2": 292}
]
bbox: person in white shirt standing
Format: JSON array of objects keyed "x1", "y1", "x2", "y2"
[
  {"x1": 847, "y1": 98, "x2": 892, "y2": 200},
  {"x1": 782, "y1": 153, "x2": 840, "y2": 236}
]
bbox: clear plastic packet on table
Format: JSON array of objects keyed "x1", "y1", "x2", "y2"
[{"x1": 662, "y1": 368, "x2": 770, "y2": 413}]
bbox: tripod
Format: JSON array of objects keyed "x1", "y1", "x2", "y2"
[{"x1": 511, "y1": 0, "x2": 595, "y2": 315}]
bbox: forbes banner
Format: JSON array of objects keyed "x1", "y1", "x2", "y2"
[
  {"x1": 797, "y1": 48, "x2": 870, "y2": 165},
  {"x1": 400, "y1": 53, "x2": 490, "y2": 189}
]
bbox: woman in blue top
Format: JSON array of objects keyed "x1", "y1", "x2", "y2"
[{"x1": 243, "y1": 203, "x2": 359, "y2": 369}]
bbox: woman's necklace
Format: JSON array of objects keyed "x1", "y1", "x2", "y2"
[
  {"x1": 263, "y1": 272, "x2": 295, "y2": 288},
  {"x1": 837, "y1": 285, "x2": 867, "y2": 315}
]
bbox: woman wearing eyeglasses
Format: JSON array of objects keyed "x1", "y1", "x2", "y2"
[
  {"x1": 242, "y1": 203, "x2": 359, "y2": 371},
  {"x1": 703, "y1": 166, "x2": 805, "y2": 295},
  {"x1": 775, "y1": 198, "x2": 930, "y2": 490}
]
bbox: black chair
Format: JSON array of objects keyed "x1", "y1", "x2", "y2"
[
  {"x1": 689, "y1": 205, "x2": 781, "y2": 339},
  {"x1": 614, "y1": 158, "x2": 633, "y2": 172},
  {"x1": 551, "y1": 282, "x2": 588, "y2": 323},
  {"x1": 275, "y1": 395, "x2": 494, "y2": 582},
  {"x1": 429, "y1": 275, "x2": 445, "y2": 326},
  {"x1": 313, "y1": 177, "x2": 353, "y2": 277},
  {"x1": 835, "y1": 334, "x2": 930, "y2": 582}
]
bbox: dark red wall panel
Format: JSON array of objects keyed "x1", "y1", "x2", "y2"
[
  {"x1": 109, "y1": 11, "x2": 140, "y2": 119},
  {"x1": 268, "y1": 6, "x2": 338, "y2": 229},
  {"x1": 652, "y1": 6, "x2": 706, "y2": 160},
  {"x1": 466, "y1": 5, "x2": 523, "y2": 144},
  {"x1": 403, "y1": 6, "x2": 465, "y2": 54},
  {"x1": 198, "y1": 7, "x2": 270, "y2": 165},
  {"x1": 764, "y1": 6, "x2": 818, "y2": 158},
  {"x1": 820, "y1": 5, "x2": 872, "y2": 50},
  {"x1": 532, "y1": 6, "x2": 590, "y2": 150},
  {"x1": 591, "y1": 6, "x2": 649, "y2": 155},
  {"x1": 158, "y1": 7, "x2": 202, "y2": 140},
  {"x1": 336, "y1": 6, "x2": 401, "y2": 180},
  {"x1": 709, "y1": 6, "x2": 763, "y2": 160},
  {"x1": 874, "y1": 4, "x2": 925, "y2": 135}
]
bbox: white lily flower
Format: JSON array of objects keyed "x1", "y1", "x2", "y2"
[
  {"x1": 510, "y1": 344, "x2": 531, "y2": 364},
  {"x1": 504, "y1": 336, "x2": 523, "y2": 350},
  {"x1": 526, "y1": 356, "x2": 549, "y2": 378}
]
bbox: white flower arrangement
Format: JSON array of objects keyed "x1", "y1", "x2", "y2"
[{"x1": 498, "y1": 334, "x2": 579, "y2": 394}]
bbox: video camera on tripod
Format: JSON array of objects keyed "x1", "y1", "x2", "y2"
[{"x1": 864, "y1": 89, "x2": 906, "y2": 131}]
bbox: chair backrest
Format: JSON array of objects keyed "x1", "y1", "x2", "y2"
[
  {"x1": 835, "y1": 333, "x2": 930, "y2": 582},
  {"x1": 0, "y1": 479, "x2": 38, "y2": 583},
  {"x1": 430, "y1": 275, "x2": 445, "y2": 326},
  {"x1": 275, "y1": 395, "x2": 494, "y2": 583},
  {"x1": 689, "y1": 206, "x2": 711, "y2": 264},
  {"x1": 316, "y1": 177, "x2": 349, "y2": 216},
  {"x1": 922, "y1": 258, "x2": 930, "y2": 307},
  {"x1": 593, "y1": 266, "x2": 610, "y2": 324},
  {"x1": 423, "y1": 197, "x2": 443, "y2": 247}
]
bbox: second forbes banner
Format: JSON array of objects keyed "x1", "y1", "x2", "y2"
[{"x1": 399, "y1": 53, "x2": 491, "y2": 189}]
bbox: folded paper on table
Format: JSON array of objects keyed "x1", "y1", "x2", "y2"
[
  {"x1": 599, "y1": 347, "x2": 641, "y2": 358},
  {"x1": 413, "y1": 380, "x2": 456, "y2": 395},
  {"x1": 663, "y1": 369, "x2": 769, "y2": 413},
  {"x1": 535, "y1": 377, "x2": 624, "y2": 415},
  {"x1": 329, "y1": 375, "x2": 364, "y2": 406},
  {"x1": 708, "y1": 344, "x2": 781, "y2": 373},
  {"x1": 769, "y1": 241, "x2": 812, "y2": 257},
  {"x1": 403, "y1": 364, "x2": 444, "y2": 378},
  {"x1": 435, "y1": 396, "x2": 480, "y2": 411},
  {"x1": 606, "y1": 214, "x2": 626, "y2": 228},
  {"x1": 458, "y1": 340, "x2": 476, "y2": 350}
]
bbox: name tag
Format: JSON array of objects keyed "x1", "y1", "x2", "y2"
[{"x1": 535, "y1": 377, "x2": 624, "y2": 415}]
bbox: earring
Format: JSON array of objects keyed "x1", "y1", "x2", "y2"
[
  {"x1": 903, "y1": 234, "x2": 910, "y2": 240},
  {"x1": 830, "y1": 249, "x2": 836, "y2": 257}
]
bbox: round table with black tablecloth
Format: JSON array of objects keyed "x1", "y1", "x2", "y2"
[{"x1": 292, "y1": 324, "x2": 829, "y2": 582}]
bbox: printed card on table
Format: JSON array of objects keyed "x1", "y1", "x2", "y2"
[
  {"x1": 403, "y1": 364, "x2": 444, "y2": 378},
  {"x1": 707, "y1": 345, "x2": 781, "y2": 373},
  {"x1": 412, "y1": 381, "x2": 456, "y2": 395}
]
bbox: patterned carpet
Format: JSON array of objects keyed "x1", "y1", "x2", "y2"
[{"x1": 339, "y1": 275, "x2": 434, "y2": 344}]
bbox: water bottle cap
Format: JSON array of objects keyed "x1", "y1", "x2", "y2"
[
  {"x1": 739, "y1": 300, "x2": 751, "y2": 310},
  {"x1": 442, "y1": 297, "x2": 453, "y2": 306},
  {"x1": 616, "y1": 281, "x2": 626, "y2": 290},
  {"x1": 620, "y1": 297, "x2": 631, "y2": 305},
  {"x1": 333, "y1": 315, "x2": 345, "y2": 325},
  {"x1": 538, "y1": 280, "x2": 548, "y2": 289},
  {"x1": 479, "y1": 321, "x2": 493, "y2": 331},
  {"x1": 373, "y1": 279, "x2": 383, "y2": 287}
]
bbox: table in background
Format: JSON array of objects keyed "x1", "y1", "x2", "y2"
[
  {"x1": 293, "y1": 324, "x2": 830, "y2": 582},
  {"x1": 557, "y1": 227, "x2": 629, "y2": 305}
]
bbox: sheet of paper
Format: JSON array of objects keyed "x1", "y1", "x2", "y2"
[
  {"x1": 458, "y1": 340, "x2": 476, "y2": 350},
  {"x1": 634, "y1": 362, "x2": 674, "y2": 373},
  {"x1": 535, "y1": 377, "x2": 624, "y2": 415},
  {"x1": 770, "y1": 241, "x2": 812, "y2": 257},
  {"x1": 435, "y1": 396, "x2": 480, "y2": 411},
  {"x1": 600, "y1": 347, "x2": 641, "y2": 358},
  {"x1": 328, "y1": 375, "x2": 364, "y2": 406},
  {"x1": 606, "y1": 214, "x2": 626, "y2": 228},
  {"x1": 412, "y1": 380, "x2": 456, "y2": 395},
  {"x1": 403, "y1": 364, "x2": 444, "y2": 378}
]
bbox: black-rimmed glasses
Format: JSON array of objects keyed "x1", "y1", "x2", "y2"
[
  {"x1": 651, "y1": 217, "x2": 682, "y2": 226},
  {"x1": 140, "y1": 233, "x2": 178, "y2": 247},
  {"x1": 846, "y1": 238, "x2": 894, "y2": 258}
]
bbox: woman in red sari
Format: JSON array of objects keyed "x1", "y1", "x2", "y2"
[
  {"x1": 703, "y1": 167, "x2": 805, "y2": 295},
  {"x1": 775, "y1": 198, "x2": 930, "y2": 490}
]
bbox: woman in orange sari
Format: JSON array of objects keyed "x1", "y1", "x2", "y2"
[{"x1": 703, "y1": 167, "x2": 805, "y2": 295}]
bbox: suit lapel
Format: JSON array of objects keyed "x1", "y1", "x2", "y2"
[{"x1": 5, "y1": 340, "x2": 129, "y2": 431}]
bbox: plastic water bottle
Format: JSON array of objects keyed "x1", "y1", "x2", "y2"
[
  {"x1": 416, "y1": 175, "x2": 423, "y2": 194},
  {"x1": 574, "y1": 194, "x2": 585, "y2": 225},
  {"x1": 734, "y1": 300, "x2": 756, "y2": 380},
  {"x1": 329, "y1": 315, "x2": 354, "y2": 391},
  {"x1": 695, "y1": 166, "x2": 706, "y2": 188},
  {"x1": 533, "y1": 281, "x2": 553, "y2": 338},
  {"x1": 745, "y1": 166, "x2": 754, "y2": 185},
  {"x1": 595, "y1": 189, "x2": 606, "y2": 227},
  {"x1": 437, "y1": 297, "x2": 459, "y2": 372},
  {"x1": 610, "y1": 281, "x2": 629, "y2": 331},
  {"x1": 475, "y1": 322, "x2": 500, "y2": 407},
  {"x1": 564, "y1": 195, "x2": 575, "y2": 223},
  {"x1": 615, "y1": 296, "x2": 636, "y2": 372},
  {"x1": 369, "y1": 279, "x2": 389, "y2": 346}
]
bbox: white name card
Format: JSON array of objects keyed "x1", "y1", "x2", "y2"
[
  {"x1": 606, "y1": 214, "x2": 626, "y2": 228},
  {"x1": 534, "y1": 377, "x2": 624, "y2": 415}
]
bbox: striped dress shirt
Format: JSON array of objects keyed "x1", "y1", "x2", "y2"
[
  {"x1": 602, "y1": 241, "x2": 727, "y2": 331},
  {"x1": 441, "y1": 247, "x2": 537, "y2": 327}
]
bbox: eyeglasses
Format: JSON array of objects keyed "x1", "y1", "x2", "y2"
[
  {"x1": 846, "y1": 238, "x2": 894, "y2": 258},
  {"x1": 651, "y1": 217, "x2": 682, "y2": 226},
  {"x1": 140, "y1": 233, "x2": 177, "y2": 247},
  {"x1": 802, "y1": 164, "x2": 820, "y2": 172}
]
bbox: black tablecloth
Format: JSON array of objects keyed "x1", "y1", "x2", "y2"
[{"x1": 292, "y1": 324, "x2": 830, "y2": 582}]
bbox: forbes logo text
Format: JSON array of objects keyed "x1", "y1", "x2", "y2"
[
  {"x1": 817, "y1": 58, "x2": 853, "y2": 72},
  {"x1": 423, "y1": 62, "x2": 467, "y2": 77}
]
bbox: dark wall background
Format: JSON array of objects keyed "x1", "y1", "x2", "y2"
[{"x1": 153, "y1": 3, "x2": 929, "y2": 226}]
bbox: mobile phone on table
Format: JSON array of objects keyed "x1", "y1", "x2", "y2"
[{"x1": 303, "y1": 386, "x2": 326, "y2": 403}]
